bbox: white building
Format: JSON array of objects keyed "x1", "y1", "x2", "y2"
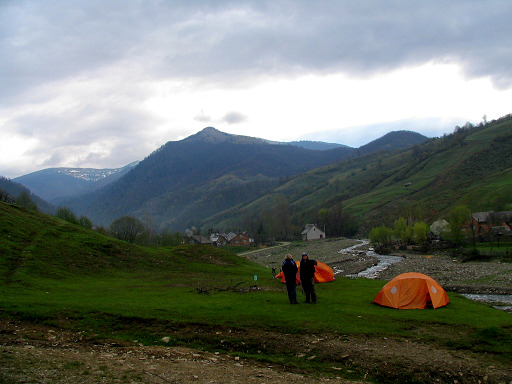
[{"x1": 301, "y1": 224, "x2": 325, "y2": 241}]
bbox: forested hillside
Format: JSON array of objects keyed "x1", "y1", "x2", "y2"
[
  {"x1": 58, "y1": 127, "x2": 428, "y2": 231},
  {"x1": 0, "y1": 177, "x2": 55, "y2": 214},
  {"x1": 61, "y1": 128, "x2": 355, "y2": 227},
  {"x1": 209, "y1": 115, "x2": 512, "y2": 237}
]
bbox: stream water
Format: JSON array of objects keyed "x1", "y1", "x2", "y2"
[
  {"x1": 337, "y1": 240, "x2": 403, "y2": 279},
  {"x1": 460, "y1": 294, "x2": 512, "y2": 312}
]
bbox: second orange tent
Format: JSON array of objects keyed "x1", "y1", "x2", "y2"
[{"x1": 276, "y1": 261, "x2": 335, "y2": 283}]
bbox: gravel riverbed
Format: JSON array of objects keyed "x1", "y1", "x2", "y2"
[{"x1": 242, "y1": 238, "x2": 512, "y2": 295}]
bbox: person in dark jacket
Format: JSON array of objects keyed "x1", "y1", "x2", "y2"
[
  {"x1": 300, "y1": 252, "x2": 317, "y2": 303},
  {"x1": 282, "y1": 254, "x2": 299, "y2": 304}
]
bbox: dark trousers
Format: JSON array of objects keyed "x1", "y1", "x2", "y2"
[
  {"x1": 301, "y1": 277, "x2": 316, "y2": 303},
  {"x1": 285, "y1": 281, "x2": 297, "y2": 304}
]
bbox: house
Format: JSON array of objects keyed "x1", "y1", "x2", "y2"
[
  {"x1": 226, "y1": 232, "x2": 237, "y2": 243},
  {"x1": 463, "y1": 211, "x2": 512, "y2": 240},
  {"x1": 215, "y1": 234, "x2": 229, "y2": 247},
  {"x1": 231, "y1": 233, "x2": 251, "y2": 247},
  {"x1": 301, "y1": 224, "x2": 325, "y2": 241}
]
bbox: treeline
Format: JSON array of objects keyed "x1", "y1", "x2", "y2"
[
  {"x1": 369, "y1": 217, "x2": 430, "y2": 250},
  {"x1": 238, "y1": 195, "x2": 358, "y2": 243},
  {"x1": 368, "y1": 205, "x2": 507, "y2": 252}
]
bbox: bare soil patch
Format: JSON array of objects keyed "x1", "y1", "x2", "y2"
[{"x1": 2, "y1": 317, "x2": 512, "y2": 384}]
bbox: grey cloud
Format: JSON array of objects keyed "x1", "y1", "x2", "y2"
[
  {"x1": 221, "y1": 111, "x2": 247, "y2": 125},
  {"x1": 194, "y1": 110, "x2": 212, "y2": 123},
  {"x1": 11, "y1": 97, "x2": 158, "y2": 171},
  {"x1": 2, "y1": 0, "x2": 511, "y2": 104}
]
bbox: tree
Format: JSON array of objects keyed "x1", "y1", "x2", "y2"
[
  {"x1": 157, "y1": 229, "x2": 183, "y2": 246},
  {"x1": 272, "y1": 195, "x2": 291, "y2": 240},
  {"x1": 16, "y1": 191, "x2": 38, "y2": 211},
  {"x1": 110, "y1": 216, "x2": 145, "y2": 243},
  {"x1": 412, "y1": 221, "x2": 429, "y2": 244},
  {"x1": 319, "y1": 203, "x2": 358, "y2": 237},
  {"x1": 369, "y1": 225, "x2": 393, "y2": 246},
  {"x1": 447, "y1": 205, "x2": 472, "y2": 246},
  {"x1": 55, "y1": 206, "x2": 78, "y2": 225},
  {"x1": 78, "y1": 215, "x2": 93, "y2": 229},
  {"x1": 0, "y1": 188, "x2": 14, "y2": 203},
  {"x1": 393, "y1": 217, "x2": 412, "y2": 244},
  {"x1": 430, "y1": 219, "x2": 449, "y2": 237}
]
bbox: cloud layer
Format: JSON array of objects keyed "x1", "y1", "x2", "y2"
[{"x1": 1, "y1": 1, "x2": 512, "y2": 177}]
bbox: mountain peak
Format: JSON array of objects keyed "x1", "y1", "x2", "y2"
[
  {"x1": 183, "y1": 127, "x2": 271, "y2": 145},
  {"x1": 188, "y1": 127, "x2": 231, "y2": 143}
]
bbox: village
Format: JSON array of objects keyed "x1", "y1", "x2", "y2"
[
  {"x1": 185, "y1": 209, "x2": 512, "y2": 253},
  {"x1": 186, "y1": 223, "x2": 327, "y2": 247}
]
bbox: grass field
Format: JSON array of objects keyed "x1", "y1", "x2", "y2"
[{"x1": 2, "y1": 202, "x2": 512, "y2": 382}]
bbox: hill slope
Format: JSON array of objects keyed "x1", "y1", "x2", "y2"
[
  {"x1": 213, "y1": 115, "x2": 512, "y2": 233},
  {"x1": 0, "y1": 177, "x2": 55, "y2": 214},
  {"x1": 0, "y1": 202, "x2": 259, "y2": 285},
  {"x1": 2, "y1": 201, "x2": 512, "y2": 384}
]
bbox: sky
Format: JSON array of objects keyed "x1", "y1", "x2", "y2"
[{"x1": 1, "y1": 1, "x2": 512, "y2": 178}]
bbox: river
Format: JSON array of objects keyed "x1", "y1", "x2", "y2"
[{"x1": 336, "y1": 239, "x2": 403, "y2": 279}]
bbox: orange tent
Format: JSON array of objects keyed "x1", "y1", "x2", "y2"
[
  {"x1": 276, "y1": 261, "x2": 335, "y2": 284},
  {"x1": 374, "y1": 272, "x2": 449, "y2": 309}
]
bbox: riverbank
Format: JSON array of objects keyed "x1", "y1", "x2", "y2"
[{"x1": 244, "y1": 238, "x2": 512, "y2": 296}]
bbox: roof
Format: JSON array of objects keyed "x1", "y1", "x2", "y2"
[
  {"x1": 301, "y1": 224, "x2": 324, "y2": 235},
  {"x1": 191, "y1": 235, "x2": 210, "y2": 244},
  {"x1": 473, "y1": 211, "x2": 512, "y2": 223}
]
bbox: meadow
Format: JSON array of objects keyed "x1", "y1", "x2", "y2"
[{"x1": 1, "y1": 202, "x2": 512, "y2": 383}]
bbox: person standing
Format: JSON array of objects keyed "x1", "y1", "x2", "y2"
[
  {"x1": 282, "y1": 254, "x2": 298, "y2": 304},
  {"x1": 300, "y1": 252, "x2": 317, "y2": 303}
]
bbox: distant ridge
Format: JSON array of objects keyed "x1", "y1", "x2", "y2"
[
  {"x1": 358, "y1": 130, "x2": 428, "y2": 155},
  {"x1": 45, "y1": 127, "x2": 427, "y2": 229},
  {"x1": 11, "y1": 125, "x2": 432, "y2": 230},
  {"x1": 287, "y1": 140, "x2": 348, "y2": 151},
  {"x1": 14, "y1": 161, "x2": 139, "y2": 202}
]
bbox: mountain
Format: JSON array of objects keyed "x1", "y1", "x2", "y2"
[
  {"x1": 286, "y1": 140, "x2": 348, "y2": 151},
  {"x1": 208, "y1": 115, "x2": 512, "y2": 234},
  {"x1": 13, "y1": 161, "x2": 139, "y2": 203},
  {"x1": 58, "y1": 127, "x2": 426, "y2": 229},
  {"x1": 358, "y1": 130, "x2": 428, "y2": 155},
  {"x1": 0, "y1": 177, "x2": 55, "y2": 214}
]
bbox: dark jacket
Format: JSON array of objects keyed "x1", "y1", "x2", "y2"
[
  {"x1": 300, "y1": 258, "x2": 317, "y2": 280},
  {"x1": 282, "y1": 259, "x2": 298, "y2": 282}
]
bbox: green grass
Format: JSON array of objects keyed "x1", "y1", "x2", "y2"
[
  {"x1": 2, "y1": 270, "x2": 511, "y2": 342},
  {"x1": 2, "y1": 202, "x2": 512, "y2": 381}
]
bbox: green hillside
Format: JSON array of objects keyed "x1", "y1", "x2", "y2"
[
  {"x1": 0, "y1": 202, "x2": 265, "y2": 286},
  {"x1": 207, "y1": 115, "x2": 512, "y2": 233},
  {"x1": 2, "y1": 202, "x2": 512, "y2": 382}
]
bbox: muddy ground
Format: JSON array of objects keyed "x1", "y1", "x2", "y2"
[{"x1": 2, "y1": 239, "x2": 512, "y2": 384}]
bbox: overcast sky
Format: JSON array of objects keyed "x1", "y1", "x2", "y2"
[{"x1": 2, "y1": 1, "x2": 512, "y2": 178}]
